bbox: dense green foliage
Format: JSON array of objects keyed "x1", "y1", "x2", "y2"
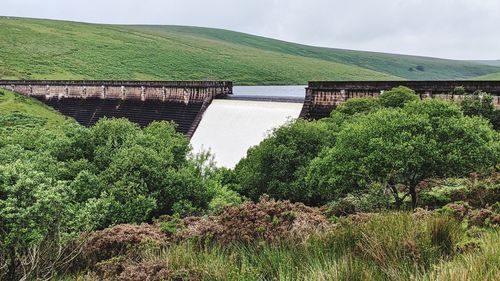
[
  {"x1": 235, "y1": 119, "x2": 336, "y2": 204},
  {"x1": 460, "y1": 91, "x2": 500, "y2": 130},
  {"x1": 236, "y1": 88, "x2": 500, "y2": 207},
  {"x1": 379, "y1": 86, "x2": 419, "y2": 108},
  {"x1": 308, "y1": 104, "x2": 498, "y2": 208},
  {"x1": 1, "y1": 17, "x2": 500, "y2": 84},
  {"x1": 0, "y1": 114, "x2": 236, "y2": 279}
]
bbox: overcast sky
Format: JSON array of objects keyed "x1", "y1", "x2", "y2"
[{"x1": 2, "y1": 0, "x2": 500, "y2": 60}]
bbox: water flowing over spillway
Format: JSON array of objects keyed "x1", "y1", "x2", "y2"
[{"x1": 190, "y1": 99, "x2": 303, "y2": 167}]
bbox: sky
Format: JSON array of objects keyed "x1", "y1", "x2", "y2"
[{"x1": 2, "y1": 0, "x2": 500, "y2": 60}]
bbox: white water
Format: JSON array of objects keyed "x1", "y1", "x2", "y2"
[
  {"x1": 190, "y1": 99, "x2": 303, "y2": 167},
  {"x1": 233, "y1": 85, "x2": 306, "y2": 97}
]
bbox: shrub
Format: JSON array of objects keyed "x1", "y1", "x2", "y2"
[
  {"x1": 461, "y1": 91, "x2": 499, "y2": 130},
  {"x1": 158, "y1": 215, "x2": 183, "y2": 235},
  {"x1": 83, "y1": 224, "x2": 167, "y2": 265},
  {"x1": 176, "y1": 196, "x2": 332, "y2": 244},
  {"x1": 208, "y1": 185, "x2": 243, "y2": 213},
  {"x1": 379, "y1": 86, "x2": 419, "y2": 108},
  {"x1": 436, "y1": 202, "x2": 471, "y2": 220},
  {"x1": 235, "y1": 119, "x2": 336, "y2": 205},
  {"x1": 322, "y1": 186, "x2": 390, "y2": 217},
  {"x1": 334, "y1": 97, "x2": 381, "y2": 116},
  {"x1": 0, "y1": 118, "x2": 217, "y2": 278}
]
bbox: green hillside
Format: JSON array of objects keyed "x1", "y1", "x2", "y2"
[
  {"x1": 137, "y1": 25, "x2": 500, "y2": 80},
  {"x1": 474, "y1": 72, "x2": 500, "y2": 80},
  {"x1": 0, "y1": 17, "x2": 499, "y2": 84},
  {"x1": 0, "y1": 89, "x2": 68, "y2": 129},
  {"x1": 473, "y1": 60, "x2": 500, "y2": 67}
]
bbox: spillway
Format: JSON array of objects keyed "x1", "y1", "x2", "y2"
[{"x1": 190, "y1": 99, "x2": 303, "y2": 167}]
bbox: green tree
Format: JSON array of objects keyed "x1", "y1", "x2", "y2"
[
  {"x1": 379, "y1": 86, "x2": 419, "y2": 108},
  {"x1": 0, "y1": 161, "x2": 87, "y2": 280},
  {"x1": 307, "y1": 105, "x2": 499, "y2": 209},
  {"x1": 334, "y1": 97, "x2": 381, "y2": 116},
  {"x1": 235, "y1": 119, "x2": 335, "y2": 204},
  {"x1": 461, "y1": 91, "x2": 499, "y2": 130}
]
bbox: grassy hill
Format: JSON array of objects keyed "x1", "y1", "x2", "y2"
[
  {"x1": 0, "y1": 89, "x2": 68, "y2": 129},
  {"x1": 473, "y1": 60, "x2": 500, "y2": 67},
  {"x1": 0, "y1": 17, "x2": 499, "y2": 84},
  {"x1": 474, "y1": 72, "x2": 500, "y2": 80}
]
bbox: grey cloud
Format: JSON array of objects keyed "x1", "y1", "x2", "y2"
[{"x1": 2, "y1": 0, "x2": 499, "y2": 59}]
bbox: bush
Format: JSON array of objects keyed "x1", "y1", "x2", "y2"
[
  {"x1": 379, "y1": 86, "x2": 419, "y2": 108},
  {"x1": 322, "y1": 186, "x2": 390, "y2": 217},
  {"x1": 235, "y1": 119, "x2": 336, "y2": 204},
  {"x1": 461, "y1": 91, "x2": 499, "y2": 130},
  {"x1": 176, "y1": 196, "x2": 332, "y2": 244},
  {"x1": 334, "y1": 97, "x2": 381, "y2": 116},
  {"x1": 208, "y1": 185, "x2": 243, "y2": 213},
  {"x1": 0, "y1": 118, "x2": 217, "y2": 278},
  {"x1": 83, "y1": 224, "x2": 167, "y2": 265}
]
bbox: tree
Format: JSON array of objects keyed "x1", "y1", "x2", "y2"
[
  {"x1": 461, "y1": 91, "x2": 499, "y2": 130},
  {"x1": 0, "y1": 116, "x2": 219, "y2": 278},
  {"x1": 235, "y1": 119, "x2": 336, "y2": 204},
  {"x1": 379, "y1": 86, "x2": 419, "y2": 108},
  {"x1": 307, "y1": 105, "x2": 499, "y2": 209},
  {"x1": 0, "y1": 160, "x2": 98, "y2": 280},
  {"x1": 334, "y1": 97, "x2": 381, "y2": 116}
]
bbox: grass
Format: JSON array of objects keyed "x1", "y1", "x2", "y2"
[
  {"x1": 474, "y1": 72, "x2": 500, "y2": 80},
  {"x1": 145, "y1": 216, "x2": 497, "y2": 281},
  {"x1": 1, "y1": 17, "x2": 499, "y2": 85},
  {"x1": 0, "y1": 89, "x2": 69, "y2": 129},
  {"x1": 70, "y1": 212, "x2": 499, "y2": 281}
]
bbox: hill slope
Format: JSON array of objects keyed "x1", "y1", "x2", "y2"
[
  {"x1": 0, "y1": 89, "x2": 69, "y2": 129},
  {"x1": 474, "y1": 72, "x2": 500, "y2": 80},
  {"x1": 473, "y1": 60, "x2": 500, "y2": 67},
  {"x1": 0, "y1": 17, "x2": 499, "y2": 84}
]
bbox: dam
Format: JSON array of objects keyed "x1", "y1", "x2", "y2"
[
  {"x1": 301, "y1": 80, "x2": 500, "y2": 119},
  {"x1": 2, "y1": 80, "x2": 500, "y2": 167},
  {"x1": 0, "y1": 80, "x2": 232, "y2": 137}
]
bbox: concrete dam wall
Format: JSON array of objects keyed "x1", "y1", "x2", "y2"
[
  {"x1": 0, "y1": 80, "x2": 232, "y2": 137},
  {"x1": 300, "y1": 81, "x2": 500, "y2": 119}
]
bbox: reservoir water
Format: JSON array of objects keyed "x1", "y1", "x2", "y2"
[{"x1": 190, "y1": 86, "x2": 305, "y2": 167}]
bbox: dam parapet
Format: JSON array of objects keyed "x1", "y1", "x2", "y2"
[
  {"x1": 300, "y1": 81, "x2": 500, "y2": 119},
  {"x1": 0, "y1": 80, "x2": 232, "y2": 103}
]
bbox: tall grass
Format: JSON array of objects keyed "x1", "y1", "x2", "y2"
[{"x1": 93, "y1": 213, "x2": 500, "y2": 281}]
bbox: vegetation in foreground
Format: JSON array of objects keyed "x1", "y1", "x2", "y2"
[
  {"x1": 1, "y1": 17, "x2": 500, "y2": 84},
  {"x1": 70, "y1": 197, "x2": 500, "y2": 281},
  {"x1": 0, "y1": 87, "x2": 499, "y2": 280}
]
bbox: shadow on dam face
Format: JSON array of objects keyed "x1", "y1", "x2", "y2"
[{"x1": 190, "y1": 99, "x2": 303, "y2": 168}]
